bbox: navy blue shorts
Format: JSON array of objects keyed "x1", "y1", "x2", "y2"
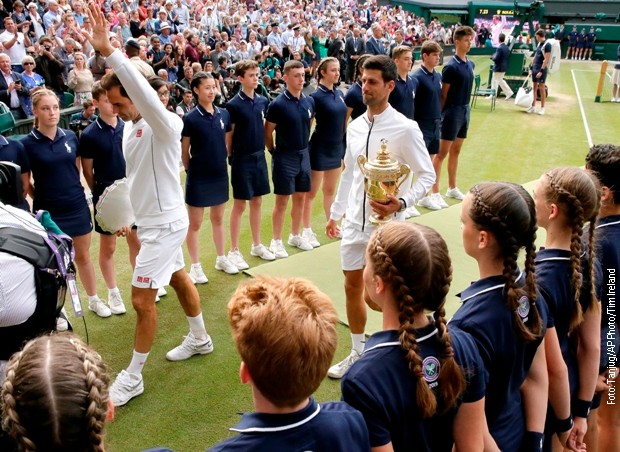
[
  {"x1": 532, "y1": 67, "x2": 548, "y2": 84},
  {"x1": 231, "y1": 151, "x2": 271, "y2": 200},
  {"x1": 185, "y1": 172, "x2": 229, "y2": 207},
  {"x1": 272, "y1": 150, "x2": 311, "y2": 195},
  {"x1": 417, "y1": 118, "x2": 441, "y2": 154},
  {"x1": 92, "y1": 191, "x2": 111, "y2": 235},
  {"x1": 309, "y1": 140, "x2": 345, "y2": 171},
  {"x1": 441, "y1": 105, "x2": 470, "y2": 141},
  {"x1": 41, "y1": 201, "x2": 93, "y2": 237}
]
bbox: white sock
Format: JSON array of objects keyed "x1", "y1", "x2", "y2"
[
  {"x1": 187, "y1": 314, "x2": 207, "y2": 341},
  {"x1": 127, "y1": 350, "x2": 149, "y2": 377},
  {"x1": 351, "y1": 333, "x2": 366, "y2": 354},
  {"x1": 88, "y1": 294, "x2": 100, "y2": 303},
  {"x1": 303, "y1": 227, "x2": 313, "y2": 233},
  {"x1": 108, "y1": 287, "x2": 120, "y2": 297}
]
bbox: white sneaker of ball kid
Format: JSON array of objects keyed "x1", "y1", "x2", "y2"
[{"x1": 215, "y1": 255, "x2": 240, "y2": 274}]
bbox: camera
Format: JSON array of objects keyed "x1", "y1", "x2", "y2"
[
  {"x1": 69, "y1": 119, "x2": 90, "y2": 135},
  {"x1": 44, "y1": 45, "x2": 51, "y2": 51}
]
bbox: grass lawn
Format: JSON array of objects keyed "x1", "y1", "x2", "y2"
[{"x1": 64, "y1": 56, "x2": 619, "y2": 451}]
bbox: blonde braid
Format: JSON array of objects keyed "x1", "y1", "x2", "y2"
[
  {"x1": 1, "y1": 342, "x2": 41, "y2": 451},
  {"x1": 1, "y1": 335, "x2": 110, "y2": 452},
  {"x1": 68, "y1": 338, "x2": 110, "y2": 452}
]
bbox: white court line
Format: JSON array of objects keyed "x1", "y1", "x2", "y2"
[
  {"x1": 571, "y1": 68, "x2": 613, "y2": 80},
  {"x1": 571, "y1": 69, "x2": 593, "y2": 148}
]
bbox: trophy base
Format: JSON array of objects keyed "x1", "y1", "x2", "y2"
[{"x1": 368, "y1": 214, "x2": 392, "y2": 226}]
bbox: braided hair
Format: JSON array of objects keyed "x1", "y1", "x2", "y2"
[
  {"x1": 469, "y1": 182, "x2": 542, "y2": 342},
  {"x1": 542, "y1": 167, "x2": 601, "y2": 331},
  {"x1": 367, "y1": 222, "x2": 465, "y2": 418},
  {"x1": 1, "y1": 334, "x2": 110, "y2": 452}
]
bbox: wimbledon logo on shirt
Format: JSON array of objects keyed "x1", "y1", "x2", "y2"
[
  {"x1": 518, "y1": 295, "x2": 530, "y2": 322},
  {"x1": 423, "y1": 356, "x2": 440, "y2": 388}
]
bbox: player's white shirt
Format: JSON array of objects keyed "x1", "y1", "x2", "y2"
[
  {"x1": 106, "y1": 50, "x2": 187, "y2": 227},
  {"x1": 330, "y1": 105, "x2": 435, "y2": 231}
]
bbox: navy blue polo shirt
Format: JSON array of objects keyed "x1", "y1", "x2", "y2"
[
  {"x1": 450, "y1": 272, "x2": 548, "y2": 451},
  {"x1": 586, "y1": 32, "x2": 596, "y2": 46},
  {"x1": 568, "y1": 31, "x2": 578, "y2": 44},
  {"x1": 586, "y1": 215, "x2": 620, "y2": 369},
  {"x1": 536, "y1": 248, "x2": 602, "y2": 393},
  {"x1": 532, "y1": 41, "x2": 552, "y2": 69},
  {"x1": 576, "y1": 33, "x2": 585, "y2": 47},
  {"x1": 208, "y1": 397, "x2": 370, "y2": 452},
  {"x1": 0, "y1": 136, "x2": 29, "y2": 173},
  {"x1": 20, "y1": 128, "x2": 84, "y2": 214},
  {"x1": 442, "y1": 55, "x2": 475, "y2": 108},
  {"x1": 226, "y1": 91, "x2": 268, "y2": 154},
  {"x1": 182, "y1": 104, "x2": 232, "y2": 178},
  {"x1": 0, "y1": 136, "x2": 30, "y2": 210},
  {"x1": 344, "y1": 81, "x2": 365, "y2": 120},
  {"x1": 265, "y1": 89, "x2": 314, "y2": 152},
  {"x1": 342, "y1": 326, "x2": 486, "y2": 451},
  {"x1": 310, "y1": 84, "x2": 347, "y2": 145},
  {"x1": 413, "y1": 66, "x2": 442, "y2": 121},
  {"x1": 78, "y1": 117, "x2": 126, "y2": 194},
  {"x1": 388, "y1": 74, "x2": 417, "y2": 120}
]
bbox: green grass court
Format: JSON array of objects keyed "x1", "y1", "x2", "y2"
[{"x1": 66, "y1": 57, "x2": 619, "y2": 451}]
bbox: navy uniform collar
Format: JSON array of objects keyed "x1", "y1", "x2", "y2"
[
  {"x1": 535, "y1": 248, "x2": 571, "y2": 263},
  {"x1": 196, "y1": 103, "x2": 220, "y2": 117},
  {"x1": 364, "y1": 323, "x2": 438, "y2": 354},
  {"x1": 317, "y1": 83, "x2": 334, "y2": 93},
  {"x1": 420, "y1": 65, "x2": 436, "y2": 76},
  {"x1": 230, "y1": 397, "x2": 320, "y2": 433},
  {"x1": 458, "y1": 272, "x2": 524, "y2": 304},
  {"x1": 283, "y1": 89, "x2": 304, "y2": 101},
  {"x1": 30, "y1": 127, "x2": 67, "y2": 141},
  {"x1": 237, "y1": 90, "x2": 255, "y2": 101},
  {"x1": 95, "y1": 116, "x2": 122, "y2": 130},
  {"x1": 0, "y1": 135, "x2": 9, "y2": 146},
  {"x1": 596, "y1": 215, "x2": 620, "y2": 230},
  {"x1": 453, "y1": 54, "x2": 469, "y2": 64}
]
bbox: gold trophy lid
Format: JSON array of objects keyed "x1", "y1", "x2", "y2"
[{"x1": 362, "y1": 139, "x2": 405, "y2": 179}]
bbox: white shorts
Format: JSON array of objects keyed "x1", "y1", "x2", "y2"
[
  {"x1": 612, "y1": 68, "x2": 620, "y2": 86},
  {"x1": 340, "y1": 221, "x2": 372, "y2": 271},
  {"x1": 132, "y1": 218, "x2": 189, "y2": 289}
]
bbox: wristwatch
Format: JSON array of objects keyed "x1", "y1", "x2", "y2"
[{"x1": 398, "y1": 198, "x2": 407, "y2": 212}]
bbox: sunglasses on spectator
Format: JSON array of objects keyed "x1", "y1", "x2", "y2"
[{"x1": 23, "y1": 62, "x2": 35, "y2": 65}]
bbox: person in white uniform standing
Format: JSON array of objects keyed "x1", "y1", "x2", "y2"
[
  {"x1": 85, "y1": 3, "x2": 213, "y2": 407},
  {"x1": 325, "y1": 55, "x2": 435, "y2": 379}
]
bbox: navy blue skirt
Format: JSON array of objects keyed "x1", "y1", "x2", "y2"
[
  {"x1": 185, "y1": 172, "x2": 229, "y2": 207},
  {"x1": 35, "y1": 200, "x2": 93, "y2": 237},
  {"x1": 309, "y1": 140, "x2": 345, "y2": 171}
]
